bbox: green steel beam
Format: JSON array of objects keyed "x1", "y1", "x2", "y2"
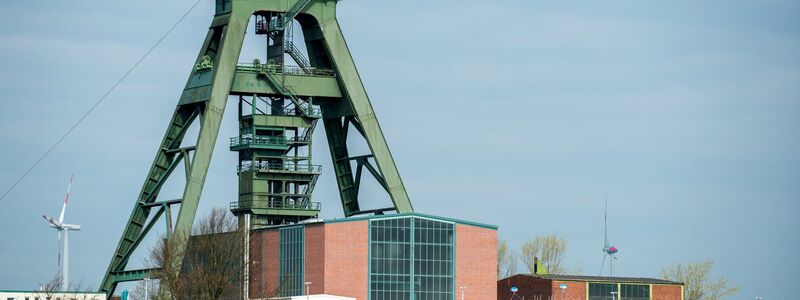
[
  {"x1": 101, "y1": 0, "x2": 415, "y2": 296},
  {"x1": 110, "y1": 269, "x2": 157, "y2": 283},
  {"x1": 302, "y1": 6, "x2": 414, "y2": 214},
  {"x1": 230, "y1": 71, "x2": 343, "y2": 98},
  {"x1": 100, "y1": 12, "x2": 248, "y2": 296}
]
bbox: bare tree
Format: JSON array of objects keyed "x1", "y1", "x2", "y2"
[
  {"x1": 147, "y1": 232, "x2": 186, "y2": 300},
  {"x1": 661, "y1": 259, "x2": 739, "y2": 300},
  {"x1": 38, "y1": 275, "x2": 102, "y2": 300},
  {"x1": 497, "y1": 239, "x2": 518, "y2": 279},
  {"x1": 129, "y1": 278, "x2": 160, "y2": 300},
  {"x1": 38, "y1": 273, "x2": 62, "y2": 299},
  {"x1": 520, "y1": 235, "x2": 573, "y2": 275},
  {"x1": 147, "y1": 207, "x2": 253, "y2": 300}
]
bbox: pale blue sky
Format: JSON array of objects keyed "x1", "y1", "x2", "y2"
[{"x1": 0, "y1": 1, "x2": 798, "y2": 299}]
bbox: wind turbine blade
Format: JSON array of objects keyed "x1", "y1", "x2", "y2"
[
  {"x1": 58, "y1": 175, "x2": 73, "y2": 224},
  {"x1": 599, "y1": 254, "x2": 607, "y2": 276},
  {"x1": 43, "y1": 215, "x2": 60, "y2": 227},
  {"x1": 604, "y1": 198, "x2": 609, "y2": 247}
]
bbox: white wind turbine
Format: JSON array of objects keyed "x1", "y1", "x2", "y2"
[
  {"x1": 42, "y1": 175, "x2": 81, "y2": 291},
  {"x1": 600, "y1": 199, "x2": 619, "y2": 276}
]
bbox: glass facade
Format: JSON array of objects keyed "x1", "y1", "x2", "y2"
[
  {"x1": 369, "y1": 217, "x2": 455, "y2": 300},
  {"x1": 278, "y1": 226, "x2": 304, "y2": 297},
  {"x1": 621, "y1": 284, "x2": 650, "y2": 300},
  {"x1": 590, "y1": 283, "x2": 651, "y2": 300},
  {"x1": 413, "y1": 218, "x2": 455, "y2": 299},
  {"x1": 589, "y1": 283, "x2": 619, "y2": 300},
  {"x1": 370, "y1": 217, "x2": 412, "y2": 299}
]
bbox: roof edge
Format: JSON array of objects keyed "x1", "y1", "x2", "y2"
[
  {"x1": 324, "y1": 212, "x2": 498, "y2": 230},
  {"x1": 503, "y1": 274, "x2": 683, "y2": 286}
]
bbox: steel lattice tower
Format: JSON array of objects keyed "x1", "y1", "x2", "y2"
[{"x1": 100, "y1": 0, "x2": 414, "y2": 296}]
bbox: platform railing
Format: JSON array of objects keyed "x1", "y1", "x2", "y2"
[
  {"x1": 236, "y1": 63, "x2": 335, "y2": 77},
  {"x1": 230, "y1": 136, "x2": 287, "y2": 147},
  {"x1": 238, "y1": 162, "x2": 321, "y2": 173},
  {"x1": 230, "y1": 199, "x2": 321, "y2": 211}
]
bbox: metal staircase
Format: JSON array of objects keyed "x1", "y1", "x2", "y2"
[
  {"x1": 284, "y1": 40, "x2": 311, "y2": 72},
  {"x1": 257, "y1": 65, "x2": 319, "y2": 118},
  {"x1": 269, "y1": 0, "x2": 314, "y2": 31}
]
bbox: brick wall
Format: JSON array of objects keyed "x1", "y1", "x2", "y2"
[
  {"x1": 652, "y1": 284, "x2": 683, "y2": 300},
  {"x1": 305, "y1": 223, "x2": 326, "y2": 294},
  {"x1": 551, "y1": 280, "x2": 587, "y2": 300},
  {"x1": 498, "y1": 275, "x2": 552, "y2": 300},
  {"x1": 498, "y1": 276, "x2": 683, "y2": 300},
  {"x1": 249, "y1": 229, "x2": 279, "y2": 298},
  {"x1": 251, "y1": 217, "x2": 499, "y2": 300},
  {"x1": 455, "y1": 224, "x2": 498, "y2": 300},
  {"x1": 323, "y1": 221, "x2": 369, "y2": 299}
]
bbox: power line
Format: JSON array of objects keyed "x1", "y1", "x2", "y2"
[{"x1": 0, "y1": 0, "x2": 203, "y2": 202}]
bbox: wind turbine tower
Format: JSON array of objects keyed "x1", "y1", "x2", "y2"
[
  {"x1": 42, "y1": 175, "x2": 81, "y2": 291},
  {"x1": 600, "y1": 199, "x2": 619, "y2": 276}
]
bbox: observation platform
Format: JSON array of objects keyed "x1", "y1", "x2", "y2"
[
  {"x1": 230, "y1": 64, "x2": 342, "y2": 98},
  {"x1": 230, "y1": 199, "x2": 321, "y2": 218},
  {"x1": 229, "y1": 136, "x2": 309, "y2": 151},
  {"x1": 237, "y1": 162, "x2": 321, "y2": 174}
]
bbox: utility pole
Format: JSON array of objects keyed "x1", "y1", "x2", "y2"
[
  {"x1": 460, "y1": 286, "x2": 466, "y2": 300},
  {"x1": 143, "y1": 277, "x2": 150, "y2": 300},
  {"x1": 305, "y1": 281, "x2": 312, "y2": 300}
]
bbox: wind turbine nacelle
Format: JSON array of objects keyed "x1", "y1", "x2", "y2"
[
  {"x1": 62, "y1": 223, "x2": 81, "y2": 231},
  {"x1": 604, "y1": 246, "x2": 619, "y2": 254}
]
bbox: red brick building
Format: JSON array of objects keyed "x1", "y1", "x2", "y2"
[
  {"x1": 497, "y1": 274, "x2": 683, "y2": 300},
  {"x1": 248, "y1": 213, "x2": 497, "y2": 300}
]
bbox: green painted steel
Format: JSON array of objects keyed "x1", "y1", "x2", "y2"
[
  {"x1": 101, "y1": 0, "x2": 415, "y2": 296},
  {"x1": 110, "y1": 268, "x2": 156, "y2": 283}
]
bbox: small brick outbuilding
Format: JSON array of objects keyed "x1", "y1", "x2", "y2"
[{"x1": 498, "y1": 274, "x2": 683, "y2": 300}]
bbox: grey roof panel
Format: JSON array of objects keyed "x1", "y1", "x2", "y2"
[{"x1": 519, "y1": 274, "x2": 683, "y2": 285}]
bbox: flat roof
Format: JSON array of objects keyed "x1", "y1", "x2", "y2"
[
  {"x1": 0, "y1": 290, "x2": 106, "y2": 294},
  {"x1": 513, "y1": 274, "x2": 683, "y2": 285},
  {"x1": 255, "y1": 212, "x2": 498, "y2": 230},
  {"x1": 324, "y1": 212, "x2": 498, "y2": 229}
]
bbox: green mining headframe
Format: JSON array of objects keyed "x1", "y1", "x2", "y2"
[{"x1": 99, "y1": 0, "x2": 414, "y2": 296}]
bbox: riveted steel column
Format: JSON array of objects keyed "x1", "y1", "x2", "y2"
[{"x1": 309, "y1": 11, "x2": 413, "y2": 213}]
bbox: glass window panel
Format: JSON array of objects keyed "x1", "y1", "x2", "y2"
[
  {"x1": 621, "y1": 284, "x2": 650, "y2": 300},
  {"x1": 370, "y1": 217, "x2": 455, "y2": 300},
  {"x1": 589, "y1": 283, "x2": 620, "y2": 300},
  {"x1": 278, "y1": 226, "x2": 304, "y2": 297}
]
